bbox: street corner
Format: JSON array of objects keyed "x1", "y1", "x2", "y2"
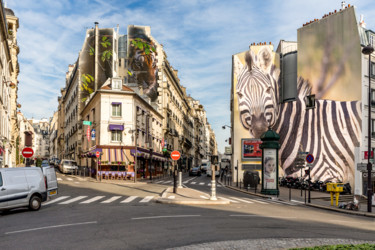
[{"x1": 155, "y1": 187, "x2": 230, "y2": 205}]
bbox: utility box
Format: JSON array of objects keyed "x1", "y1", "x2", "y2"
[{"x1": 326, "y1": 183, "x2": 344, "y2": 192}]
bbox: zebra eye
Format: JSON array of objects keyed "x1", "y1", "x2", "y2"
[{"x1": 237, "y1": 92, "x2": 243, "y2": 98}]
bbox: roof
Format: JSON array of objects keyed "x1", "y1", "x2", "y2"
[
  {"x1": 99, "y1": 83, "x2": 134, "y2": 92},
  {"x1": 4, "y1": 8, "x2": 14, "y2": 16}
]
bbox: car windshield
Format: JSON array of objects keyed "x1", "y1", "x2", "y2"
[
  {"x1": 192, "y1": 167, "x2": 199, "y2": 170},
  {"x1": 201, "y1": 164, "x2": 207, "y2": 167},
  {"x1": 65, "y1": 161, "x2": 77, "y2": 166}
]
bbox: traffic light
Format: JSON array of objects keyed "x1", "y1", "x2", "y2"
[{"x1": 305, "y1": 169, "x2": 310, "y2": 175}]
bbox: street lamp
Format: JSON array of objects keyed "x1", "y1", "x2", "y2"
[
  {"x1": 362, "y1": 44, "x2": 374, "y2": 213},
  {"x1": 222, "y1": 125, "x2": 232, "y2": 130}
]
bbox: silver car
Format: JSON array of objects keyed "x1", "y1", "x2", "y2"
[
  {"x1": 0, "y1": 167, "x2": 48, "y2": 211},
  {"x1": 59, "y1": 159, "x2": 78, "y2": 174}
]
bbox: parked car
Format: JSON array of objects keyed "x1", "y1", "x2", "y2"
[
  {"x1": 189, "y1": 166, "x2": 202, "y2": 176},
  {"x1": 0, "y1": 167, "x2": 50, "y2": 211},
  {"x1": 206, "y1": 167, "x2": 220, "y2": 177},
  {"x1": 201, "y1": 161, "x2": 211, "y2": 173},
  {"x1": 59, "y1": 159, "x2": 78, "y2": 174}
]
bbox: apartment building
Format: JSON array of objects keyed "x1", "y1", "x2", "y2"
[
  {"x1": 0, "y1": 2, "x2": 13, "y2": 168},
  {"x1": 231, "y1": 3, "x2": 375, "y2": 195},
  {"x1": 57, "y1": 24, "x2": 217, "y2": 175},
  {"x1": 17, "y1": 112, "x2": 34, "y2": 166},
  {"x1": 30, "y1": 119, "x2": 49, "y2": 159},
  {"x1": 49, "y1": 111, "x2": 58, "y2": 160}
]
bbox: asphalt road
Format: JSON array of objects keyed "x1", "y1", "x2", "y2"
[{"x1": 1, "y1": 172, "x2": 375, "y2": 250}]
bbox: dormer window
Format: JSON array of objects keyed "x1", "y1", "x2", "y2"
[{"x1": 112, "y1": 79, "x2": 122, "y2": 90}]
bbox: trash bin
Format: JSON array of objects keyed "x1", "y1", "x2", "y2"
[{"x1": 243, "y1": 171, "x2": 260, "y2": 188}]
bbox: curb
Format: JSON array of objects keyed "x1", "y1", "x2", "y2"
[
  {"x1": 305, "y1": 203, "x2": 375, "y2": 218},
  {"x1": 220, "y1": 181, "x2": 375, "y2": 218}
]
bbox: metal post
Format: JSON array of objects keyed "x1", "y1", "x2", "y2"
[
  {"x1": 236, "y1": 160, "x2": 239, "y2": 187},
  {"x1": 301, "y1": 169, "x2": 303, "y2": 197},
  {"x1": 178, "y1": 157, "x2": 182, "y2": 188},
  {"x1": 308, "y1": 169, "x2": 311, "y2": 203},
  {"x1": 149, "y1": 149, "x2": 152, "y2": 181},
  {"x1": 362, "y1": 45, "x2": 374, "y2": 213},
  {"x1": 289, "y1": 186, "x2": 291, "y2": 201},
  {"x1": 134, "y1": 130, "x2": 138, "y2": 183},
  {"x1": 368, "y1": 53, "x2": 373, "y2": 213},
  {"x1": 173, "y1": 163, "x2": 177, "y2": 193},
  {"x1": 210, "y1": 164, "x2": 217, "y2": 200}
]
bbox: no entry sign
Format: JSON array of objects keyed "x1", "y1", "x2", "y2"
[
  {"x1": 22, "y1": 147, "x2": 34, "y2": 158},
  {"x1": 171, "y1": 151, "x2": 181, "y2": 161},
  {"x1": 96, "y1": 151, "x2": 100, "y2": 158}
]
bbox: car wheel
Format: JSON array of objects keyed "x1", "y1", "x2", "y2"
[{"x1": 29, "y1": 195, "x2": 42, "y2": 211}]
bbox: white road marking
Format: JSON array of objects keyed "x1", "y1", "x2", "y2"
[
  {"x1": 208, "y1": 183, "x2": 211, "y2": 186},
  {"x1": 74, "y1": 182, "x2": 80, "y2": 184},
  {"x1": 101, "y1": 196, "x2": 122, "y2": 203},
  {"x1": 218, "y1": 197, "x2": 239, "y2": 203},
  {"x1": 164, "y1": 181, "x2": 172, "y2": 184},
  {"x1": 121, "y1": 196, "x2": 138, "y2": 203},
  {"x1": 183, "y1": 177, "x2": 197, "y2": 183},
  {"x1": 80, "y1": 196, "x2": 105, "y2": 204},
  {"x1": 291, "y1": 199, "x2": 305, "y2": 204},
  {"x1": 43, "y1": 196, "x2": 70, "y2": 205},
  {"x1": 230, "y1": 214, "x2": 258, "y2": 217},
  {"x1": 230, "y1": 215, "x2": 296, "y2": 219},
  {"x1": 229, "y1": 197, "x2": 254, "y2": 203},
  {"x1": 199, "y1": 182, "x2": 205, "y2": 185},
  {"x1": 191, "y1": 182, "x2": 197, "y2": 184},
  {"x1": 57, "y1": 178, "x2": 62, "y2": 181},
  {"x1": 155, "y1": 181, "x2": 163, "y2": 183},
  {"x1": 5, "y1": 221, "x2": 97, "y2": 235},
  {"x1": 168, "y1": 196, "x2": 175, "y2": 199},
  {"x1": 139, "y1": 196, "x2": 154, "y2": 203},
  {"x1": 59, "y1": 196, "x2": 88, "y2": 204},
  {"x1": 246, "y1": 198, "x2": 268, "y2": 204},
  {"x1": 67, "y1": 178, "x2": 73, "y2": 181},
  {"x1": 132, "y1": 215, "x2": 201, "y2": 220},
  {"x1": 200, "y1": 196, "x2": 209, "y2": 199}
]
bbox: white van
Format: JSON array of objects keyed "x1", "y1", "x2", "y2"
[
  {"x1": 201, "y1": 161, "x2": 211, "y2": 174},
  {"x1": 0, "y1": 167, "x2": 57, "y2": 211},
  {"x1": 41, "y1": 165, "x2": 58, "y2": 196}
]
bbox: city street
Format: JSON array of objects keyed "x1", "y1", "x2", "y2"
[{"x1": 1, "y1": 172, "x2": 375, "y2": 249}]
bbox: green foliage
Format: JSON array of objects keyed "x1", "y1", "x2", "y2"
[
  {"x1": 101, "y1": 50, "x2": 113, "y2": 62},
  {"x1": 89, "y1": 47, "x2": 95, "y2": 56},
  {"x1": 131, "y1": 38, "x2": 156, "y2": 55},
  {"x1": 80, "y1": 74, "x2": 94, "y2": 102},
  {"x1": 101, "y1": 36, "x2": 111, "y2": 48},
  {"x1": 289, "y1": 243, "x2": 375, "y2": 250}
]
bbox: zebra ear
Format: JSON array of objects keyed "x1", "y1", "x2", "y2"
[{"x1": 244, "y1": 51, "x2": 253, "y2": 70}]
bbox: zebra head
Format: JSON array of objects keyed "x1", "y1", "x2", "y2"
[{"x1": 236, "y1": 48, "x2": 280, "y2": 139}]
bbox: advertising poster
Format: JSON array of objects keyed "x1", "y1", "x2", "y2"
[
  {"x1": 262, "y1": 148, "x2": 277, "y2": 190},
  {"x1": 242, "y1": 139, "x2": 262, "y2": 159}
]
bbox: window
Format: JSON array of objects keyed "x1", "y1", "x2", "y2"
[
  {"x1": 372, "y1": 119, "x2": 375, "y2": 138},
  {"x1": 112, "y1": 104, "x2": 121, "y2": 117},
  {"x1": 111, "y1": 130, "x2": 122, "y2": 142},
  {"x1": 371, "y1": 62, "x2": 375, "y2": 77},
  {"x1": 0, "y1": 172, "x2": 2, "y2": 187},
  {"x1": 304, "y1": 95, "x2": 315, "y2": 109},
  {"x1": 112, "y1": 79, "x2": 122, "y2": 90}
]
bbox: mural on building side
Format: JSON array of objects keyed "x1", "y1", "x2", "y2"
[
  {"x1": 127, "y1": 26, "x2": 159, "y2": 102},
  {"x1": 233, "y1": 42, "x2": 361, "y2": 185}
]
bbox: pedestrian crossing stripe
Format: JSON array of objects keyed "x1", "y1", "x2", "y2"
[
  {"x1": 80, "y1": 196, "x2": 105, "y2": 204},
  {"x1": 218, "y1": 197, "x2": 240, "y2": 203},
  {"x1": 121, "y1": 196, "x2": 137, "y2": 203},
  {"x1": 43, "y1": 196, "x2": 70, "y2": 205},
  {"x1": 140, "y1": 196, "x2": 154, "y2": 203},
  {"x1": 229, "y1": 197, "x2": 254, "y2": 203},
  {"x1": 101, "y1": 196, "x2": 121, "y2": 203},
  {"x1": 59, "y1": 196, "x2": 88, "y2": 204}
]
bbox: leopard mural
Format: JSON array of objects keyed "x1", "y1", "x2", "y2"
[{"x1": 128, "y1": 26, "x2": 158, "y2": 102}]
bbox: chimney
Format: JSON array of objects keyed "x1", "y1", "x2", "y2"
[
  {"x1": 341, "y1": 1, "x2": 346, "y2": 10},
  {"x1": 360, "y1": 14, "x2": 366, "y2": 28}
]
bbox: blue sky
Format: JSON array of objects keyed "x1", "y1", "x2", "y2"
[{"x1": 6, "y1": 0, "x2": 375, "y2": 153}]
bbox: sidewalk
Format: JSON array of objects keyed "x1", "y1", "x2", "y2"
[{"x1": 219, "y1": 179, "x2": 375, "y2": 218}]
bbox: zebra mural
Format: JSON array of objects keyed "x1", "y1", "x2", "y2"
[{"x1": 235, "y1": 47, "x2": 361, "y2": 184}]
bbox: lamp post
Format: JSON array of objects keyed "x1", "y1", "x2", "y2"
[
  {"x1": 362, "y1": 44, "x2": 374, "y2": 213},
  {"x1": 178, "y1": 136, "x2": 183, "y2": 188}
]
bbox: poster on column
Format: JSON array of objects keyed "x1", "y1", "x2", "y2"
[{"x1": 263, "y1": 148, "x2": 277, "y2": 190}]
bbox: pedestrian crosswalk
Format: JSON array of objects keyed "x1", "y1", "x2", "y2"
[
  {"x1": 43, "y1": 195, "x2": 155, "y2": 206},
  {"x1": 155, "y1": 180, "x2": 223, "y2": 187}
]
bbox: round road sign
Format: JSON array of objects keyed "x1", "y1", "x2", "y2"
[
  {"x1": 22, "y1": 147, "x2": 34, "y2": 158},
  {"x1": 171, "y1": 151, "x2": 181, "y2": 161},
  {"x1": 306, "y1": 154, "x2": 314, "y2": 164},
  {"x1": 96, "y1": 151, "x2": 100, "y2": 158}
]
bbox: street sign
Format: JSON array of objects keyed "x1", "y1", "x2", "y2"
[
  {"x1": 306, "y1": 154, "x2": 314, "y2": 164},
  {"x1": 91, "y1": 129, "x2": 96, "y2": 140},
  {"x1": 171, "y1": 151, "x2": 181, "y2": 161},
  {"x1": 22, "y1": 147, "x2": 34, "y2": 158},
  {"x1": 96, "y1": 151, "x2": 100, "y2": 158},
  {"x1": 83, "y1": 121, "x2": 92, "y2": 126},
  {"x1": 87, "y1": 125, "x2": 91, "y2": 141},
  {"x1": 225, "y1": 146, "x2": 232, "y2": 155},
  {"x1": 211, "y1": 155, "x2": 218, "y2": 164},
  {"x1": 161, "y1": 138, "x2": 165, "y2": 148},
  {"x1": 162, "y1": 148, "x2": 167, "y2": 152},
  {"x1": 357, "y1": 163, "x2": 368, "y2": 171}
]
